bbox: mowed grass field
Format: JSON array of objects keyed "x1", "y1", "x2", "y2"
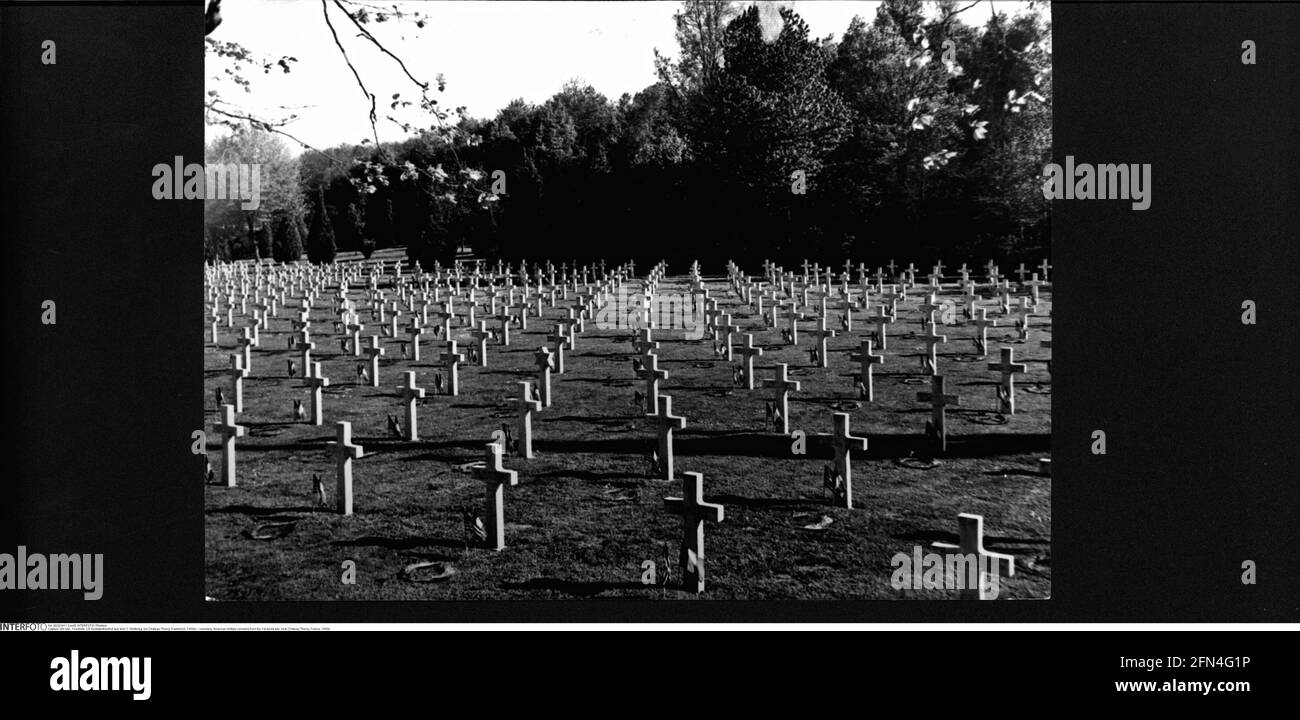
[{"x1": 205, "y1": 255, "x2": 1051, "y2": 600}]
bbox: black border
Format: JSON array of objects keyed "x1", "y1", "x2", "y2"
[{"x1": 1, "y1": 0, "x2": 1297, "y2": 623}]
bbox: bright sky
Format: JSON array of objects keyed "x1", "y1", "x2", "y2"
[{"x1": 207, "y1": 1, "x2": 1023, "y2": 152}]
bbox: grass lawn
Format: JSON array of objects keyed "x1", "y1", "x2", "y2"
[{"x1": 205, "y1": 253, "x2": 1051, "y2": 600}]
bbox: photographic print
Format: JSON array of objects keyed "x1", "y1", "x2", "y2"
[{"x1": 201, "y1": 0, "x2": 1052, "y2": 601}]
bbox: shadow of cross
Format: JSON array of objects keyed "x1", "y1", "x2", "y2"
[
  {"x1": 932, "y1": 513, "x2": 1015, "y2": 600},
  {"x1": 328, "y1": 421, "x2": 363, "y2": 516},
  {"x1": 663, "y1": 471, "x2": 725, "y2": 594},
  {"x1": 474, "y1": 443, "x2": 519, "y2": 551},
  {"x1": 827, "y1": 412, "x2": 868, "y2": 509}
]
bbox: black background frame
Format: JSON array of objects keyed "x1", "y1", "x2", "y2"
[{"x1": 1, "y1": 0, "x2": 1297, "y2": 623}]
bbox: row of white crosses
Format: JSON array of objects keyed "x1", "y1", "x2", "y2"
[
  {"x1": 740, "y1": 258, "x2": 1046, "y2": 442},
  {"x1": 723, "y1": 257, "x2": 1047, "y2": 471},
  {"x1": 210, "y1": 257, "x2": 1033, "y2": 597},
  {"x1": 468, "y1": 263, "x2": 638, "y2": 552},
  {"x1": 716, "y1": 262, "x2": 1036, "y2": 596},
  {"x1": 206, "y1": 256, "x2": 634, "y2": 517},
  {"x1": 634, "y1": 308, "x2": 728, "y2": 594}
]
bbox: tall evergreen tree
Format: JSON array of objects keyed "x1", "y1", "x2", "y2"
[
  {"x1": 306, "y1": 187, "x2": 336, "y2": 264},
  {"x1": 272, "y1": 213, "x2": 304, "y2": 262}
]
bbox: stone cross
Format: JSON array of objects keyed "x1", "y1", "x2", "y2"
[
  {"x1": 663, "y1": 471, "x2": 725, "y2": 594},
  {"x1": 716, "y1": 313, "x2": 739, "y2": 361},
  {"x1": 557, "y1": 312, "x2": 580, "y2": 349},
  {"x1": 305, "y1": 361, "x2": 329, "y2": 425},
  {"x1": 475, "y1": 443, "x2": 519, "y2": 551},
  {"x1": 918, "y1": 325, "x2": 947, "y2": 375},
  {"x1": 228, "y1": 354, "x2": 248, "y2": 413},
  {"x1": 969, "y1": 307, "x2": 998, "y2": 357},
  {"x1": 1024, "y1": 273, "x2": 1046, "y2": 303},
  {"x1": 493, "y1": 311, "x2": 512, "y2": 346},
  {"x1": 933, "y1": 513, "x2": 1015, "y2": 600},
  {"x1": 404, "y1": 317, "x2": 425, "y2": 362},
  {"x1": 328, "y1": 421, "x2": 364, "y2": 515},
  {"x1": 870, "y1": 305, "x2": 894, "y2": 350},
  {"x1": 236, "y1": 328, "x2": 253, "y2": 372},
  {"x1": 297, "y1": 329, "x2": 315, "y2": 370},
  {"x1": 510, "y1": 300, "x2": 529, "y2": 331},
  {"x1": 214, "y1": 403, "x2": 245, "y2": 488},
  {"x1": 809, "y1": 316, "x2": 835, "y2": 368},
  {"x1": 631, "y1": 328, "x2": 659, "y2": 357},
  {"x1": 515, "y1": 381, "x2": 541, "y2": 458},
  {"x1": 839, "y1": 294, "x2": 855, "y2": 331},
  {"x1": 647, "y1": 393, "x2": 686, "y2": 481},
  {"x1": 918, "y1": 293, "x2": 942, "y2": 328},
  {"x1": 346, "y1": 318, "x2": 364, "y2": 357},
  {"x1": 762, "y1": 363, "x2": 801, "y2": 435},
  {"x1": 362, "y1": 335, "x2": 384, "y2": 387},
  {"x1": 546, "y1": 325, "x2": 569, "y2": 374},
  {"x1": 917, "y1": 374, "x2": 960, "y2": 453},
  {"x1": 399, "y1": 371, "x2": 424, "y2": 442},
  {"x1": 469, "y1": 321, "x2": 492, "y2": 368},
  {"x1": 735, "y1": 334, "x2": 763, "y2": 390},
  {"x1": 636, "y1": 353, "x2": 668, "y2": 406},
  {"x1": 828, "y1": 412, "x2": 868, "y2": 508},
  {"x1": 1015, "y1": 300, "x2": 1033, "y2": 341},
  {"x1": 849, "y1": 339, "x2": 884, "y2": 401},
  {"x1": 784, "y1": 302, "x2": 801, "y2": 345},
  {"x1": 988, "y1": 347, "x2": 1027, "y2": 414},
  {"x1": 533, "y1": 346, "x2": 554, "y2": 408},
  {"x1": 438, "y1": 340, "x2": 465, "y2": 396}
]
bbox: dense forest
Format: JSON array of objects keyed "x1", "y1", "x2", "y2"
[{"x1": 204, "y1": 0, "x2": 1051, "y2": 270}]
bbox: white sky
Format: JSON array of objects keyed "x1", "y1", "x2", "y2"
[{"x1": 207, "y1": 1, "x2": 1023, "y2": 152}]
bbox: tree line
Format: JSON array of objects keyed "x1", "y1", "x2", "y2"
[{"x1": 204, "y1": 0, "x2": 1051, "y2": 271}]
